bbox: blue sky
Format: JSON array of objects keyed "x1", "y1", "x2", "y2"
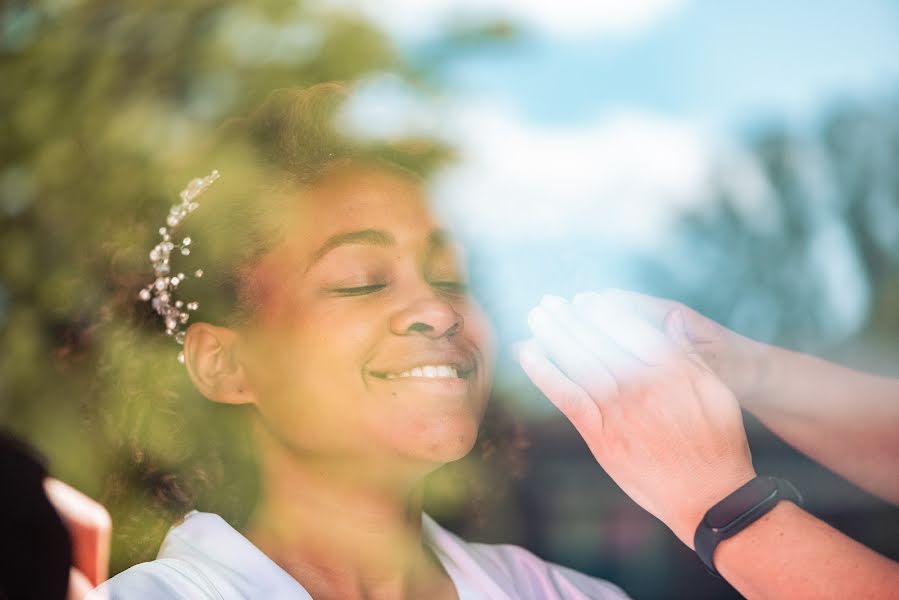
[
  {"x1": 430, "y1": 0, "x2": 899, "y2": 134},
  {"x1": 336, "y1": 0, "x2": 899, "y2": 250},
  {"x1": 334, "y1": 0, "x2": 899, "y2": 348}
]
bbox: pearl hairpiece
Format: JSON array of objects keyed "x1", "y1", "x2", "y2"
[{"x1": 138, "y1": 169, "x2": 219, "y2": 363}]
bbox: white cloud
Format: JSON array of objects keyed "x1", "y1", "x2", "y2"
[
  {"x1": 338, "y1": 79, "x2": 875, "y2": 342},
  {"x1": 429, "y1": 101, "x2": 713, "y2": 247},
  {"x1": 340, "y1": 77, "x2": 714, "y2": 247},
  {"x1": 314, "y1": 0, "x2": 687, "y2": 41}
]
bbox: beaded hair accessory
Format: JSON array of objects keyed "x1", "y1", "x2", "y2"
[{"x1": 138, "y1": 169, "x2": 219, "y2": 363}]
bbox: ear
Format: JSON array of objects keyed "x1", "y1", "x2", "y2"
[{"x1": 182, "y1": 323, "x2": 257, "y2": 406}]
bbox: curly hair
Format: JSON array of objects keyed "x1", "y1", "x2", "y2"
[{"x1": 98, "y1": 83, "x2": 525, "y2": 572}]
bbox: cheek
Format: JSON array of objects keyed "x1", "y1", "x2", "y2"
[
  {"x1": 464, "y1": 300, "x2": 497, "y2": 373},
  {"x1": 247, "y1": 316, "x2": 384, "y2": 456},
  {"x1": 283, "y1": 308, "x2": 380, "y2": 389}
]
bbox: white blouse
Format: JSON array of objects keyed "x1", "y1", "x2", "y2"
[{"x1": 89, "y1": 511, "x2": 630, "y2": 599}]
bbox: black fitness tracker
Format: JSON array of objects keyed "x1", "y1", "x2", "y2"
[{"x1": 694, "y1": 475, "x2": 803, "y2": 577}]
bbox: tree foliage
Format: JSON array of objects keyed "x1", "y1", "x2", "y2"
[{"x1": 1, "y1": 0, "x2": 408, "y2": 570}]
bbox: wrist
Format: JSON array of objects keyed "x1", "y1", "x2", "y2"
[
  {"x1": 714, "y1": 498, "x2": 798, "y2": 562},
  {"x1": 671, "y1": 468, "x2": 758, "y2": 549},
  {"x1": 693, "y1": 476, "x2": 804, "y2": 576},
  {"x1": 734, "y1": 337, "x2": 773, "y2": 409}
]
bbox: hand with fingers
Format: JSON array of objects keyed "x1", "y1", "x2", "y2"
[
  {"x1": 519, "y1": 291, "x2": 757, "y2": 547},
  {"x1": 574, "y1": 290, "x2": 899, "y2": 511},
  {"x1": 570, "y1": 289, "x2": 769, "y2": 403}
]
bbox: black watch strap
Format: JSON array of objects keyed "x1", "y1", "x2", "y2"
[{"x1": 694, "y1": 475, "x2": 803, "y2": 577}]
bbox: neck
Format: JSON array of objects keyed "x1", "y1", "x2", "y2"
[{"x1": 243, "y1": 424, "x2": 452, "y2": 600}]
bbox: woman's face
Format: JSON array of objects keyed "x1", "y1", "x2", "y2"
[{"x1": 242, "y1": 166, "x2": 495, "y2": 472}]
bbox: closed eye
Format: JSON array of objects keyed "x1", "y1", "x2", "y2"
[{"x1": 331, "y1": 284, "x2": 387, "y2": 296}]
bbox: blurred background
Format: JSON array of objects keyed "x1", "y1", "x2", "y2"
[{"x1": 2, "y1": 1, "x2": 899, "y2": 597}]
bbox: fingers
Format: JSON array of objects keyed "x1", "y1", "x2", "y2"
[
  {"x1": 583, "y1": 289, "x2": 674, "y2": 327},
  {"x1": 524, "y1": 289, "x2": 714, "y2": 414},
  {"x1": 600, "y1": 288, "x2": 727, "y2": 348},
  {"x1": 664, "y1": 309, "x2": 690, "y2": 349},
  {"x1": 517, "y1": 339, "x2": 604, "y2": 435},
  {"x1": 663, "y1": 309, "x2": 713, "y2": 374},
  {"x1": 527, "y1": 298, "x2": 624, "y2": 399},
  {"x1": 572, "y1": 291, "x2": 678, "y2": 366},
  {"x1": 543, "y1": 294, "x2": 644, "y2": 373}
]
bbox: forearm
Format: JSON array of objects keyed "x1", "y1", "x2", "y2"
[
  {"x1": 714, "y1": 501, "x2": 899, "y2": 600},
  {"x1": 745, "y1": 345, "x2": 899, "y2": 503}
]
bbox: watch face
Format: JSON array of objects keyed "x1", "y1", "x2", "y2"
[{"x1": 706, "y1": 477, "x2": 778, "y2": 529}]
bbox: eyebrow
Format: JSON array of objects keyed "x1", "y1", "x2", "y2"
[
  {"x1": 305, "y1": 227, "x2": 456, "y2": 273},
  {"x1": 307, "y1": 229, "x2": 396, "y2": 271}
]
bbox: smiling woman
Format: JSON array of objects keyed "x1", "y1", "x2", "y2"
[
  {"x1": 198, "y1": 163, "x2": 495, "y2": 470},
  {"x1": 90, "y1": 84, "x2": 629, "y2": 599}
]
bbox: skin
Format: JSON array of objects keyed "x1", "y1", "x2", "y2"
[
  {"x1": 520, "y1": 290, "x2": 899, "y2": 599},
  {"x1": 43, "y1": 478, "x2": 112, "y2": 600},
  {"x1": 182, "y1": 165, "x2": 495, "y2": 600},
  {"x1": 577, "y1": 289, "x2": 899, "y2": 504}
]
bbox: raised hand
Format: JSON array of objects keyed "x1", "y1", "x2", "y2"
[
  {"x1": 519, "y1": 292, "x2": 757, "y2": 546},
  {"x1": 573, "y1": 289, "x2": 768, "y2": 403}
]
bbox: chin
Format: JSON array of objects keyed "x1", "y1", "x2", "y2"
[{"x1": 404, "y1": 414, "x2": 481, "y2": 466}]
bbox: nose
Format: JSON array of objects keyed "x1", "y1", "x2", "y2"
[{"x1": 390, "y1": 296, "x2": 463, "y2": 339}]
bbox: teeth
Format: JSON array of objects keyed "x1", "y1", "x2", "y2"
[{"x1": 380, "y1": 365, "x2": 462, "y2": 379}]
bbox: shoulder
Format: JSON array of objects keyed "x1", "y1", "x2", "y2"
[
  {"x1": 89, "y1": 512, "x2": 309, "y2": 600},
  {"x1": 87, "y1": 558, "x2": 220, "y2": 600},
  {"x1": 424, "y1": 515, "x2": 630, "y2": 599},
  {"x1": 468, "y1": 541, "x2": 631, "y2": 600}
]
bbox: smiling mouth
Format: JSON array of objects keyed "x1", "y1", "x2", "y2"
[{"x1": 369, "y1": 364, "x2": 473, "y2": 380}]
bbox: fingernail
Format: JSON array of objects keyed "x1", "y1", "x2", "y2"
[{"x1": 672, "y1": 309, "x2": 686, "y2": 334}]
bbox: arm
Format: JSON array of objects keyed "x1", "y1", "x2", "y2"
[
  {"x1": 598, "y1": 289, "x2": 899, "y2": 504},
  {"x1": 746, "y1": 345, "x2": 899, "y2": 504},
  {"x1": 714, "y1": 501, "x2": 899, "y2": 600},
  {"x1": 519, "y1": 292, "x2": 899, "y2": 599}
]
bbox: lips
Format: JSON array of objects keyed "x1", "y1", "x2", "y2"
[
  {"x1": 379, "y1": 364, "x2": 461, "y2": 379},
  {"x1": 368, "y1": 349, "x2": 476, "y2": 381}
]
